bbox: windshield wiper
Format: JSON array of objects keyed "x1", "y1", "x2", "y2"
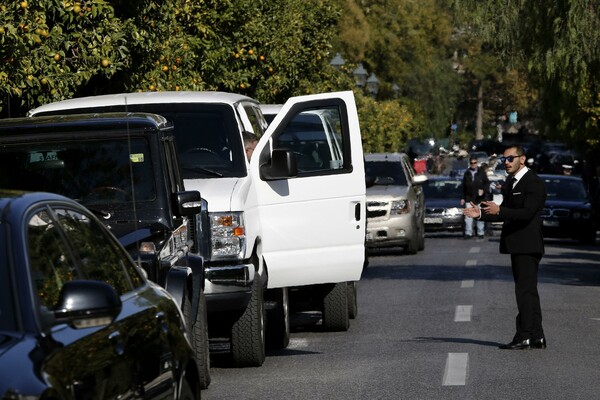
[{"x1": 182, "y1": 166, "x2": 223, "y2": 177}]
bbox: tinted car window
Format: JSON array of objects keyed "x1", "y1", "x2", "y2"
[
  {"x1": 544, "y1": 177, "x2": 587, "y2": 201},
  {"x1": 0, "y1": 138, "x2": 155, "y2": 206},
  {"x1": 365, "y1": 161, "x2": 408, "y2": 186},
  {"x1": 28, "y1": 207, "x2": 143, "y2": 309},
  {"x1": 423, "y1": 179, "x2": 462, "y2": 199},
  {"x1": 0, "y1": 226, "x2": 17, "y2": 331}
]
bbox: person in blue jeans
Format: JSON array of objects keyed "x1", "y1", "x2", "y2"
[{"x1": 461, "y1": 156, "x2": 489, "y2": 238}]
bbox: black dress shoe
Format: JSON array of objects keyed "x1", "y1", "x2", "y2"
[
  {"x1": 499, "y1": 339, "x2": 531, "y2": 350},
  {"x1": 531, "y1": 338, "x2": 547, "y2": 349}
]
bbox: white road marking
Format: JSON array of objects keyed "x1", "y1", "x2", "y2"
[
  {"x1": 461, "y1": 280, "x2": 475, "y2": 288},
  {"x1": 469, "y1": 247, "x2": 480, "y2": 253},
  {"x1": 591, "y1": 318, "x2": 600, "y2": 321},
  {"x1": 287, "y1": 338, "x2": 309, "y2": 349},
  {"x1": 454, "y1": 305, "x2": 472, "y2": 322},
  {"x1": 466, "y1": 259, "x2": 478, "y2": 267},
  {"x1": 442, "y1": 353, "x2": 469, "y2": 386}
]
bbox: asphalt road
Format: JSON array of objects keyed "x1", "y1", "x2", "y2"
[{"x1": 203, "y1": 232, "x2": 600, "y2": 400}]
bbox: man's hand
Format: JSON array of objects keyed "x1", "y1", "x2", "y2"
[
  {"x1": 480, "y1": 201, "x2": 500, "y2": 215},
  {"x1": 463, "y1": 202, "x2": 481, "y2": 218}
]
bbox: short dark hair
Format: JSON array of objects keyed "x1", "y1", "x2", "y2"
[
  {"x1": 504, "y1": 144, "x2": 524, "y2": 156},
  {"x1": 242, "y1": 131, "x2": 258, "y2": 146}
]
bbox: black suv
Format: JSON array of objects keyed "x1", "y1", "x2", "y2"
[{"x1": 0, "y1": 113, "x2": 210, "y2": 388}]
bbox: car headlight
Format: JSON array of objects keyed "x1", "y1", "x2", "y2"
[
  {"x1": 210, "y1": 212, "x2": 246, "y2": 260},
  {"x1": 444, "y1": 207, "x2": 462, "y2": 217},
  {"x1": 390, "y1": 200, "x2": 410, "y2": 215}
]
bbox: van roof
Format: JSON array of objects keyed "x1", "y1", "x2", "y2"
[
  {"x1": 29, "y1": 91, "x2": 258, "y2": 116},
  {"x1": 364, "y1": 153, "x2": 407, "y2": 162}
]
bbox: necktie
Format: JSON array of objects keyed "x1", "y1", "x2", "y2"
[{"x1": 509, "y1": 177, "x2": 517, "y2": 192}]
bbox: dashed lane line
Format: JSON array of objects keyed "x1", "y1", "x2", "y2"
[
  {"x1": 469, "y1": 247, "x2": 481, "y2": 253},
  {"x1": 461, "y1": 280, "x2": 475, "y2": 288},
  {"x1": 466, "y1": 259, "x2": 478, "y2": 267},
  {"x1": 442, "y1": 353, "x2": 469, "y2": 386},
  {"x1": 454, "y1": 305, "x2": 472, "y2": 322}
]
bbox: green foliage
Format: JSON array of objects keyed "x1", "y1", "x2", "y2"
[
  {"x1": 451, "y1": 0, "x2": 600, "y2": 142},
  {"x1": 356, "y1": 91, "x2": 425, "y2": 153}
]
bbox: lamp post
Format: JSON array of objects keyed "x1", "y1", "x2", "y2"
[
  {"x1": 329, "y1": 53, "x2": 346, "y2": 69},
  {"x1": 366, "y1": 73, "x2": 380, "y2": 98},
  {"x1": 352, "y1": 63, "x2": 368, "y2": 88}
]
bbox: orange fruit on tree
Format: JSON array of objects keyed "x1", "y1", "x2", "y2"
[
  {"x1": 20, "y1": 1, "x2": 28, "y2": 9},
  {"x1": 53, "y1": 54, "x2": 61, "y2": 61},
  {"x1": 101, "y1": 59, "x2": 110, "y2": 68}
]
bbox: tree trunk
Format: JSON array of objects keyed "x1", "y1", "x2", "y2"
[{"x1": 475, "y1": 82, "x2": 484, "y2": 140}]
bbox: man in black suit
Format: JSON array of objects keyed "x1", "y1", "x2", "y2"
[{"x1": 464, "y1": 145, "x2": 547, "y2": 350}]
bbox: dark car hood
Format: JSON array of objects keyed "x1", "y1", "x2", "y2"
[
  {"x1": 425, "y1": 198, "x2": 462, "y2": 208},
  {"x1": 545, "y1": 199, "x2": 591, "y2": 209}
]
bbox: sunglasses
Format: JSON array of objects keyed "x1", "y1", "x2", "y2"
[{"x1": 500, "y1": 154, "x2": 522, "y2": 163}]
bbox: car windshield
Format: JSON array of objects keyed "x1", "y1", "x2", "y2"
[
  {"x1": 423, "y1": 179, "x2": 462, "y2": 199},
  {"x1": 0, "y1": 138, "x2": 156, "y2": 206},
  {"x1": 544, "y1": 177, "x2": 587, "y2": 201},
  {"x1": 365, "y1": 161, "x2": 408, "y2": 186}
]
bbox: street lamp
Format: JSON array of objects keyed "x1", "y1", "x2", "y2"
[
  {"x1": 353, "y1": 63, "x2": 368, "y2": 88},
  {"x1": 329, "y1": 53, "x2": 346, "y2": 69},
  {"x1": 366, "y1": 73, "x2": 380, "y2": 98}
]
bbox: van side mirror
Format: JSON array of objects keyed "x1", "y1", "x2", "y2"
[{"x1": 260, "y1": 149, "x2": 298, "y2": 180}]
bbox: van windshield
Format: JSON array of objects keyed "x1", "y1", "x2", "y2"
[{"x1": 112, "y1": 104, "x2": 247, "y2": 179}]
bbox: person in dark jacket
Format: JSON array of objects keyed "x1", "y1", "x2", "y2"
[
  {"x1": 464, "y1": 145, "x2": 547, "y2": 350},
  {"x1": 461, "y1": 156, "x2": 490, "y2": 238}
]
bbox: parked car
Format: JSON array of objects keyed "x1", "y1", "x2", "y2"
[
  {"x1": 364, "y1": 153, "x2": 426, "y2": 254},
  {"x1": 540, "y1": 174, "x2": 597, "y2": 244},
  {"x1": 422, "y1": 176, "x2": 464, "y2": 232},
  {"x1": 0, "y1": 191, "x2": 201, "y2": 399},
  {"x1": 0, "y1": 113, "x2": 211, "y2": 387}
]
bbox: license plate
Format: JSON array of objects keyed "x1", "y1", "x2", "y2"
[
  {"x1": 543, "y1": 220, "x2": 559, "y2": 227},
  {"x1": 424, "y1": 217, "x2": 443, "y2": 224}
]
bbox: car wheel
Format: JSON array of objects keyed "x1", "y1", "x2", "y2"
[
  {"x1": 347, "y1": 281, "x2": 358, "y2": 319},
  {"x1": 182, "y1": 292, "x2": 210, "y2": 389},
  {"x1": 418, "y1": 225, "x2": 425, "y2": 251},
  {"x1": 322, "y1": 282, "x2": 349, "y2": 332},
  {"x1": 231, "y1": 276, "x2": 266, "y2": 367},
  {"x1": 405, "y1": 237, "x2": 418, "y2": 254},
  {"x1": 266, "y1": 287, "x2": 290, "y2": 349}
]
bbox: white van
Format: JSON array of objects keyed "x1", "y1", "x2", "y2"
[{"x1": 30, "y1": 91, "x2": 366, "y2": 367}]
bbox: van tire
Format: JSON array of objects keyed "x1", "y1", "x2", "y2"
[
  {"x1": 322, "y1": 282, "x2": 349, "y2": 332},
  {"x1": 347, "y1": 281, "x2": 358, "y2": 319},
  {"x1": 231, "y1": 277, "x2": 266, "y2": 367}
]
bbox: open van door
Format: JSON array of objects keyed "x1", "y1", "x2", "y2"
[{"x1": 249, "y1": 91, "x2": 365, "y2": 288}]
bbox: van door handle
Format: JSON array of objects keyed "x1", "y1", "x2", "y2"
[{"x1": 355, "y1": 203, "x2": 361, "y2": 221}]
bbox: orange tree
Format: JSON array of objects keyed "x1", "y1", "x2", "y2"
[{"x1": 0, "y1": 0, "x2": 346, "y2": 116}]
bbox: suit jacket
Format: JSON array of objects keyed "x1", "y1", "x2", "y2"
[
  {"x1": 462, "y1": 167, "x2": 489, "y2": 203},
  {"x1": 481, "y1": 169, "x2": 546, "y2": 254}
]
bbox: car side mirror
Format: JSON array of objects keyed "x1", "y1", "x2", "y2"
[
  {"x1": 260, "y1": 148, "x2": 298, "y2": 180},
  {"x1": 365, "y1": 175, "x2": 375, "y2": 188},
  {"x1": 173, "y1": 190, "x2": 202, "y2": 216},
  {"x1": 52, "y1": 280, "x2": 122, "y2": 329}
]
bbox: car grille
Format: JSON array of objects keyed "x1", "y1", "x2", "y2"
[
  {"x1": 367, "y1": 201, "x2": 388, "y2": 219},
  {"x1": 426, "y1": 207, "x2": 445, "y2": 214},
  {"x1": 542, "y1": 208, "x2": 570, "y2": 218}
]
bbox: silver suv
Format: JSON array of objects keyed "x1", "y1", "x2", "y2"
[{"x1": 365, "y1": 153, "x2": 426, "y2": 254}]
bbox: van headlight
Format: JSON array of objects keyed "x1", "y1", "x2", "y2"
[{"x1": 210, "y1": 212, "x2": 246, "y2": 260}]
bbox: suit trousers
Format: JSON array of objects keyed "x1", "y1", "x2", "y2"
[{"x1": 510, "y1": 253, "x2": 544, "y2": 341}]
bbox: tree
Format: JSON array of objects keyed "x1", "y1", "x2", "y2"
[{"x1": 451, "y1": 0, "x2": 600, "y2": 143}]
